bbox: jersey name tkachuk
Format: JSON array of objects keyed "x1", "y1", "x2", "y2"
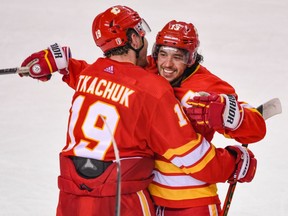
[{"x1": 76, "y1": 75, "x2": 135, "y2": 107}]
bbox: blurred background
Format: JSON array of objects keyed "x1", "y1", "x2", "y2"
[{"x1": 0, "y1": 0, "x2": 287, "y2": 215}]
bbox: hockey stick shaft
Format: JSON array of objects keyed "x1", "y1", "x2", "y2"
[
  {"x1": 100, "y1": 115, "x2": 121, "y2": 216},
  {"x1": 0, "y1": 67, "x2": 29, "y2": 75},
  {"x1": 221, "y1": 98, "x2": 282, "y2": 216}
]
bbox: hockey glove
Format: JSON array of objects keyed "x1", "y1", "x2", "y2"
[
  {"x1": 226, "y1": 145, "x2": 257, "y2": 183},
  {"x1": 185, "y1": 93, "x2": 243, "y2": 131},
  {"x1": 20, "y1": 43, "x2": 71, "y2": 81}
]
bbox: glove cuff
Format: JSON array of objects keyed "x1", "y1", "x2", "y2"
[
  {"x1": 232, "y1": 145, "x2": 250, "y2": 180},
  {"x1": 48, "y1": 43, "x2": 69, "y2": 70},
  {"x1": 222, "y1": 94, "x2": 244, "y2": 130},
  {"x1": 226, "y1": 145, "x2": 256, "y2": 183}
]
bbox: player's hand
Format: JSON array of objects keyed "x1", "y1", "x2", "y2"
[
  {"x1": 225, "y1": 145, "x2": 257, "y2": 183},
  {"x1": 20, "y1": 43, "x2": 71, "y2": 81},
  {"x1": 185, "y1": 93, "x2": 243, "y2": 131}
]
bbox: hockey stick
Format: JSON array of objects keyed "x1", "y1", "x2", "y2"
[
  {"x1": 221, "y1": 98, "x2": 282, "y2": 216},
  {"x1": 0, "y1": 67, "x2": 29, "y2": 75},
  {"x1": 100, "y1": 115, "x2": 121, "y2": 216}
]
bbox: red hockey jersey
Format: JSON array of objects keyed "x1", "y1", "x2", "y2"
[
  {"x1": 60, "y1": 57, "x2": 263, "y2": 210},
  {"x1": 146, "y1": 56, "x2": 266, "y2": 208},
  {"x1": 146, "y1": 56, "x2": 266, "y2": 144},
  {"x1": 62, "y1": 58, "x2": 203, "y2": 161}
]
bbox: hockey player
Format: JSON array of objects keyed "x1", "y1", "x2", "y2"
[
  {"x1": 20, "y1": 6, "x2": 257, "y2": 216},
  {"x1": 146, "y1": 20, "x2": 266, "y2": 216}
]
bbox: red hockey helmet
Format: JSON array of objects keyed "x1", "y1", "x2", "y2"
[
  {"x1": 153, "y1": 20, "x2": 199, "y2": 65},
  {"x1": 92, "y1": 5, "x2": 151, "y2": 53}
]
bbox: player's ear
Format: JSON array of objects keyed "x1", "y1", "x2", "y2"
[{"x1": 129, "y1": 33, "x2": 143, "y2": 50}]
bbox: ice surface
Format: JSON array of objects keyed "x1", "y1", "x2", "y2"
[{"x1": 0, "y1": 0, "x2": 287, "y2": 215}]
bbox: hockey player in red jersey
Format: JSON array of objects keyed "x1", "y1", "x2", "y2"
[
  {"x1": 146, "y1": 20, "x2": 266, "y2": 216},
  {"x1": 20, "y1": 6, "x2": 258, "y2": 216}
]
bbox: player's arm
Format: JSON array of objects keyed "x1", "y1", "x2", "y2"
[
  {"x1": 185, "y1": 93, "x2": 266, "y2": 143},
  {"x1": 186, "y1": 93, "x2": 244, "y2": 130},
  {"x1": 223, "y1": 103, "x2": 266, "y2": 143},
  {"x1": 20, "y1": 43, "x2": 91, "y2": 88},
  {"x1": 62, "y1": 58, "x2": 90, "y2": 89},
  {"x1": 150, "y1": 89, "x2": 256, "y2": 184}
]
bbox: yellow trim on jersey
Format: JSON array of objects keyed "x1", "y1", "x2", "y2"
[
  {"x1": 155, "y1": 160, "x2": 183, "y2": 173},
  {"x1": 248, "y1": 106, "x2": 263, "y2": 116},
  {"x1": 136, "y1": 190, "x2": 151, "y2": 216},
  {"x1": 149, "y1": 183, "x2": 217, "y2": 200},
  {"x1": 183, "y1": 64, "x2": 201, "y2": 82},
  {"x1": 159, "y1": 144, "x2": 216, "y2": 175},
  {"x1": 181, "y1": 145, "x2": 216, "y2": 173},
  {"x1": 44, "y1": 49, "x2": 53, "y2": 73},
  {"x1": 163, "y1": 134, "x2": 202, "y2": 159}
]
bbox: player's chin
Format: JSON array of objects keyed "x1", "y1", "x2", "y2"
[
  {"x1": 161, "y1": 71, "x2": 175, "y2": 79},
  {"x1": 162, "y1": 74, "x2": 175, "y2": 82}
]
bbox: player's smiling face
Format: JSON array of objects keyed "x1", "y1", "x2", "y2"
[{"x1": 157, "y1": 46, "x2": 188, "y2": 83}]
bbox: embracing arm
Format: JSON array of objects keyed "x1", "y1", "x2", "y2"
[
  {"x1": 224, "y1": 104, "x2": 266, "y2": 143},
  {"x1": 149, "y1": 89, "x2": 256, "y2": 184},
  {"x1": 185, "y1": 93, "x2": 266, "y2": 143},
  {"x1": 161, "y1": 135, "x2": 256, "y2": 184},
  {"x1": 20, "y1": 43, "x2": 91, "y2": 89}
]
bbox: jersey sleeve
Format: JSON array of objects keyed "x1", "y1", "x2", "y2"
[
  {"x1": 147, "y1": 87, "x2": 236, "y2": 183},
  {"x1": 62, "y1": 58, "x2": 90, "y2": 89},
  {"x1": 222, "y1": 103, "x2": 266, "y2": 143},
  {"x1": 197, "y1": 70, "x2": 266, "y2": 143}
]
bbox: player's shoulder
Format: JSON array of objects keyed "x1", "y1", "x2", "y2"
[
  {"x1": 192, "y1": 65, "x2": 232, "y2": 85},
  {"x1": 134, "y1": 66, "x2": 173, "y2": 98},
  {"x1": 93, "y1": 58, "x2": 173, "y2": 99},
  {"x1": 195, "y1": 65, "x2": 223, "y2": 80},
  {"x1": 121, "y1": 63, "x2": 173, "y2": 98},
  {"x1": 196, "y1": 65, "x2": 236, "y2": 93}
]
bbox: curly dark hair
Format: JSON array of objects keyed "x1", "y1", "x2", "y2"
[{"x1": 195, "y1": 53, "x2": 204, "y2": 64}]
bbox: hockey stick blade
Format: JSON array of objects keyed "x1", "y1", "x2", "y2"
[
  {"x1": 0, "y1": 67, "x2": 29, "y2": 75},
  {"x1": 257, "y1": 98, "x2": 282, "y2": 120}
]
